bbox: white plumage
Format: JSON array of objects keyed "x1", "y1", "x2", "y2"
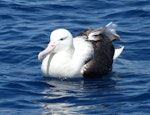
[{"x1": 38, "y1": 22, "x2": 124, "y2": 78}]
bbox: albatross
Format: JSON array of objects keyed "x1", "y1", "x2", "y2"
[{"x1": 38, "y1": 22, "x2": 124, "y2": 78}]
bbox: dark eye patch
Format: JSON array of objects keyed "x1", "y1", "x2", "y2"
[
  {"x1": 60, "y1": 38, "x2": 64, "y2": 40},
  {"x1": 60, "y1": 36, "x2": 67, "y2": 41}
]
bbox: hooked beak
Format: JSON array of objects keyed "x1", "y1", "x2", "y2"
[{"x1": 38, "y1": 41, "x2": 56, "y2": 61}]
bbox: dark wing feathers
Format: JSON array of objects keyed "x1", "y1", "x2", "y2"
[
  {"x1": 83, "y1": 35, "x2": 114, "y2": 78},
  {"x1": 76, "y1": 25, "x2": 119, "y2": 78},
  {"x1": 77, "y1": 29, "x2": 93, "y2": 37},
  {"x1": 79, "y1": 28, "x2": 114, "y2": 78}
]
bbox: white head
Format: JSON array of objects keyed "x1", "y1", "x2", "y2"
[{"x1": 38, "y1": 29, "x2": 74, "y2": 60}]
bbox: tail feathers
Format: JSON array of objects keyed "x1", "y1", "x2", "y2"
[
  {"x1": 113, "y1": 45, "x2": 124, "y2": 60},
  {"x1": 104, "y1": 22, "x2": 120, "y2": 41}
]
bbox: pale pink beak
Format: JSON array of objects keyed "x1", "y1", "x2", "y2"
[{"x1": 38, "y1": 41, "x2": 56, "y2": 61}]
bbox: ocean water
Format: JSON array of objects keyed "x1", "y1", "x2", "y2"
[{"x1": 0, "y1": 0, "x2": 150, "y2": 114}]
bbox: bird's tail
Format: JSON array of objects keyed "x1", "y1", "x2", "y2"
[{"x1": 104, "y1": 22, "x2": 120, "y2": 41}]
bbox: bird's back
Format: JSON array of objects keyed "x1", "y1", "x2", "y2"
[{"x1": 82, "y1": 35, "x2": 114, "y2": 78}]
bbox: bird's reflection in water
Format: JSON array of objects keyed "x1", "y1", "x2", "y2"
[{"x1": 40, "y1": 74, "x2": 117, "y2": 115}]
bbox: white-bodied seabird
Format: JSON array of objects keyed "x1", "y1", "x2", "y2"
[{"x1": 38, "y1": 22, "x2": 124, "y2": 78}]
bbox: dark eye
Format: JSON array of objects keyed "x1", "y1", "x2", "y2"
[
  {"x1": 60, "y1": 38, "x2": 64, "y2": 41},
  {"x1": 60, "y1": 36, "x2": 67, "y2": 41}
]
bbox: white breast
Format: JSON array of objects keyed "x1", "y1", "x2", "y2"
[
  {"x1": 41, "y1": 36, "x2": 93, "y2": 78},
  {"x1": 73, "y1": 36, "x2": 94, "y2": 62}
]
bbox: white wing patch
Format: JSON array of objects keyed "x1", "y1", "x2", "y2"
[{"x1": 113, "y1": 45, "x2": 124, "y2": 60}]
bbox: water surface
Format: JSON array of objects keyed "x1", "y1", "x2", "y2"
[{"x1": 0, "y1": 0, "x2": 150, "y2": 114}]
